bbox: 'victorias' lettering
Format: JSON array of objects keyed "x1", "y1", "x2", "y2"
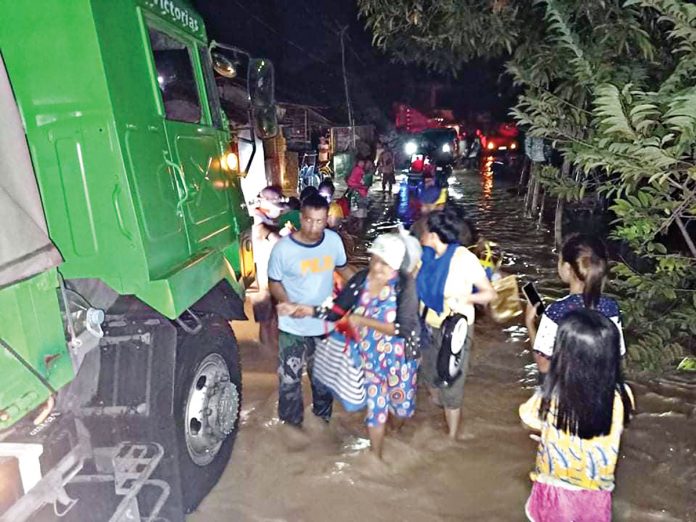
[{"x1": 147, "y1": 0, "x2": 200, "y2": 33}]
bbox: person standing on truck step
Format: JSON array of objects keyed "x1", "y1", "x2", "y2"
[{"x1": 268, "y1": 193, "x2": 355, "y2": 427}]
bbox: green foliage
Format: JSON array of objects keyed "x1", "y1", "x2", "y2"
[
  {"x1": 359, "y1": 0, "x2": 696, "y2": 370},
  {"x1": 356, "y1": 0, "x2": 521, "y2": 73}
]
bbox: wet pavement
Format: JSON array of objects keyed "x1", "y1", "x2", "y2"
[{"x1": 190, "y1": 167, "x2": 696, "y2": 522}]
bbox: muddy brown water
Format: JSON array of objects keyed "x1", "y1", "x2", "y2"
[{"x1": 190, "y1": 168, "x2": 696, "y2": 522}]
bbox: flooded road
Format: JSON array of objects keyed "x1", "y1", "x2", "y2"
[{"x1": 190, "y1": 168, "x2": 696, "y2": 521}]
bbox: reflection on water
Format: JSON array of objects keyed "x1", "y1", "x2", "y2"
[
  {"x1": 480, "y1": 156, "x2": 494, "y2": 203},
  {"x1": 191, "y1": 168, "x2": 696, "y2": 522},
  {"x1": 341, "y1": 436, "x2": 371, "y2": 453}
]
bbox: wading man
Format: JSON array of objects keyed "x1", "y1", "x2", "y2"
[{"x1": 268, "y1": 193, "x2": 353, "y2": 427}]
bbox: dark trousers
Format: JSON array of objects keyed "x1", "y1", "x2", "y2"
[
  {"x1": 278, "y1": 331, "x2": 333, "y2": 426},
  {"x1": 381, "y1": 171, "x2": 395, "y2": 191}
]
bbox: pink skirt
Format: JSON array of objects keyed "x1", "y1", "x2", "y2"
[{"x1": 525, "y1": 481, "x2": 612, "y2": 522}]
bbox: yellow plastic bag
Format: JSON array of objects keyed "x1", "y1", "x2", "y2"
[{"x1": 489, "y1": 274, "x2": 522, "y2": 323}]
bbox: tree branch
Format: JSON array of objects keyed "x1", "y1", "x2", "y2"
[{"x1": 675, "y1": 215, "x2": 696, "y2": 258}]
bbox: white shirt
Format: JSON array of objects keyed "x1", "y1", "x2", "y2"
[{"x1": 423, "y1": 246, "x2": 488, "y2": 327}]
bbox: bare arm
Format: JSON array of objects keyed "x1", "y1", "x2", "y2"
[
  {"x1": 336, "y1": 264, "x2": 357, "y2": 281},
  {"x1": 534, "y1": 353, "x2": 551, "y2": 373},
  {"x1": 466, "y1": 270, "x2": 497, "y2": 306},
  {"x1": 525, "y1": 302, "x2": 539, "y2": 345},
  {"x1": 269, "y1": 280, "x2": 289, "y2": 304},
  {"x1": 525, "y1": 303, "x2": 550, "y2": 373},
  {"x1": 347, "y1": 314, "x2": 396, "y2": 336}
]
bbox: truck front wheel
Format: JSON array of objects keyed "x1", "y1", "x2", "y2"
[{"x1": 174, "y1": 314, "x2": 242, "y2": 513}]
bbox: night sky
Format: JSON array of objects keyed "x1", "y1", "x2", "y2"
[{"x1": 193, "y1": 0, "x2": 512, "y2": 129}]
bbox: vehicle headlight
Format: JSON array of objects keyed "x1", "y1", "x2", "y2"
[
  {"x1": 441, "y1": 143, "x2": 451, "y2": 153},
  {"x1": 510, "y1": 142, "x2": 517, "y2": 150},
  {"x1": 221, "y1": 151, "x2": 239, "y2": 171},
  {"x1": 404, "y1": 141, "x2": 418, "y2": 155},
  {"x1": 487, "y1": 142, "x2": 495, "y2": 150}
]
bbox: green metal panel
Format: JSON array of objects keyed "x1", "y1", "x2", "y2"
[
  {"x1": 0, "y1": 0, "x2": 251, "y2": 319},
  {"x1": 0, "y1": 270, "x2": 73, "y2": 430},
  {"x1": 0, "y1": 0, "x2": 149, "y2": 288}
]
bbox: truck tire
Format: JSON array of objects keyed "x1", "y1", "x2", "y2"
[{"x1": 173, "y1": 314, "x2": 242, "y2": 513}]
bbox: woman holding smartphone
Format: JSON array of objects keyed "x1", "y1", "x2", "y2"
[{"x1": 525, "y1": 234, "x2": 626, "y2": 380}]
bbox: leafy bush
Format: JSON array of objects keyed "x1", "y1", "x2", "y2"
[{"x1": 359, "y1": 0, "x2": 696, "y2": 369}]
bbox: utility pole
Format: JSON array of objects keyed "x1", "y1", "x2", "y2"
[{"x1": 339, "y1": 26, "x2": 355, "y2": 147}]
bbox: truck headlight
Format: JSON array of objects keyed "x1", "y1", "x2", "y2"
[{"x1": 221, "y1": 151, "x2": 239, "y2": 172}]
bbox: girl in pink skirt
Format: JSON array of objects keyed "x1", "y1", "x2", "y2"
[{"x1": 519, "y1": 308, "x2": 634, "y2": 521}]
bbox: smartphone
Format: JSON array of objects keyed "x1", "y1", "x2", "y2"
[{"x1": 522, "y1": 282, "x2": 545, "y2": 314}]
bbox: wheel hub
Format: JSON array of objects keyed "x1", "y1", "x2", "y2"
[
  {"x1": 208, "y1": 379, "x2": 239, "y2": 438},
  {"x1": 184, "y1": 353, "x2": 239, "y2": 466}
]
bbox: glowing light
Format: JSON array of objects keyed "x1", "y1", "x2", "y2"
[
  {"x1": 404, "y1": 141, "x2": 418, "y2": 155},
  {"x1": 221, "y1": 151, "x2": 239, "y2": 171},
  {"x1": 441, "y1": 143, "x2": 451, "y2": 153},
  {"x1": 487, "y1": 142, "x2": 495, "y2": 150},
  {"x1": 510, "y1": 142, "x2": 517, "y2": 150}
]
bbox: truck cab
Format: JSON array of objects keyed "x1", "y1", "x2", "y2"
[{"x1": 0, "y1": 1, "x2": 276, "y2": 519}]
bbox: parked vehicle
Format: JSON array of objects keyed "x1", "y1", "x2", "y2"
[
  {"x1": 403, "y1": 128, "x2": 458, "y2": 186},
  {"x1": 0, "y1": 1, "x2": 276, "y2": 520},
  {"x1": 482, "y1": 134, "x2": 519, "y2": 155},
  {"x1": 481, "y1": 124, "x2": 520, "y2": 157}
]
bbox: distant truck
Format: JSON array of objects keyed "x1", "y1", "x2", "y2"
[
  {"x1": 0, "y1": 1, "x2": 276, "y2": 520},
  {"x1": 402, "y1": 128, "x2": 458, "y2": 185}
]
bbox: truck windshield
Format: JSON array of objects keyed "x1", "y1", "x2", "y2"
[{"x1": 147, "y1": 26, "x2": 202, "y2": 124}]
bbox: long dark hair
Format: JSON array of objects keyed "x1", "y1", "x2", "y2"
[
  {"x1": 540, "y1": 309, "x2": 632, "y2": 439},
  {"x1": 561, "y1": 234, "x2": 608, "y2": 308}
]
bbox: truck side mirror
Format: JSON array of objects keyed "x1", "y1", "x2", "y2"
[
  {"x1": 248, "y1": 58, "x2": 274, "y2": 106},
  {"x1": 248, "y1": 58, "x2": 278, "y2": 139},
  {"x1": 251, "y1": 106, "x2": 278, "y2": 140},
  {"x1": 212, "y1": 52, "x2": 238, "y2": 79}
]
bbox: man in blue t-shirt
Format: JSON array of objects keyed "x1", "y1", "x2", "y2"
[{"x1": 268, "y1": 193, "x2": 353, "y2": 426}]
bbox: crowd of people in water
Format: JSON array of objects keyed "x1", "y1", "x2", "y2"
[{"x1": 248, "y1": 165, "x2": 633, "y2": 521}]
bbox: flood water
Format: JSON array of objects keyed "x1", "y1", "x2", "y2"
[{"x1": 190, "y1": 167, "x2": 696, "y2": 521}]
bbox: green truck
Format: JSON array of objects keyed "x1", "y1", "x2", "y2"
[{"x1": 0, "y1": 1, "x2": 275, "y2": 519}]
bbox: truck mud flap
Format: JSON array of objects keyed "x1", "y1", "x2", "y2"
[{"x1": 76, "y1": 314, "x2": 186, "y2": 522}]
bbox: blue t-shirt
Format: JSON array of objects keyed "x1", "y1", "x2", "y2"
[{"x1": 268, "y1": 230, "x2": 347, "y2": 336}]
